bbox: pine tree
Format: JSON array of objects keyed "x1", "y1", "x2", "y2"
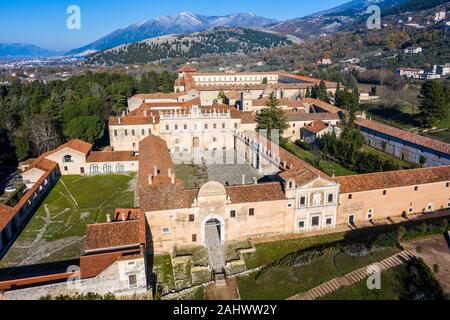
[
  {"x1": 305, "y1": 87, "x2": 311, "y2": 98},
  {"x1": 256, "y1": 92, "x2": 289, "y2": 139},
  {"x1": 417, "y1": 80, "x2": 449, "y2": 127}
]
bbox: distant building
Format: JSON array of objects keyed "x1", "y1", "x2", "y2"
[
  {"x1": 396, "y1": 68, "x2": 424, "y2": 79},
  {"x1": 435, "y1": 11, "x2": 446, "y2": 22},
  {"x1": 404, "y1": 47, "x2": 422, "y2": 54}
]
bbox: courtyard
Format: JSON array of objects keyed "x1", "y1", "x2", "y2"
[
  {"x1": 0, "y1": 174, "x2": 136, "y2": 268},
  {"x1": 174, "y1": 150, "x2": 264, "y2": 189}
]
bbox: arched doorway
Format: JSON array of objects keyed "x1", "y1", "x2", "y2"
[
  {"x1": 201, "y1": 215, "x2": 225, "y2": 272},
  {"x1": 205, "y1": 218, "x2": 221, "y2": 245},
  {"x1": 193, "y1": 137, "x2": 200, "y2": 148}
]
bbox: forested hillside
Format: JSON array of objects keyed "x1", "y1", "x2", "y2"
[
  {"x1": 0, "y1": 71, "x2": 176, "y2": 164},
  {"x1": 84, "y1": 27, "x2": 294, "y2": 65}
]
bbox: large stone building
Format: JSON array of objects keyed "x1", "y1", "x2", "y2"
[{"x1": 1, "y1": 67, "x2": 449, "y2": 299}]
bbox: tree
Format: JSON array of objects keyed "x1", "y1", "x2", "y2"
[
  {"x1": 417, "y1": 81, "x2": 449, "y2": 127},
  {"x1": 335, "y1": 89, "x2": 359, "y2": 114},
  {"x1": 305, "y1": 87, "x2": 311, "y2": 98},
  {"x1": 311, "y1": 81, "x2": 330, "y2": 103},
  {"x1": 256, "y1": 92, "x2": 289, "y2": 139},
  {"x1": 262, "y1": 77, "x2": 268, "y2": 84},
  {"x1": 63, "y1": 116, "x2": 105, "y2": 144},
  {"x1": 218, "y1": 91, "x2": 227, "y2": 104}
]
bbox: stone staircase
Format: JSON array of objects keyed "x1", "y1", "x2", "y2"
[{"x1": 288, "y1": 250, "x2": 416, "y2": 300}]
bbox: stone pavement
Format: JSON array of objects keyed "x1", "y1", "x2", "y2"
[
  {"x1": 288, "y1": 250, "x2": 416, "y2": 300},
  {"x1": 205, "y1": 223, "x2": 225, "y2": 273}
]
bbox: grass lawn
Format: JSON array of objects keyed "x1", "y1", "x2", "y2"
[
  {"x1": 243, "y1": 232, "x2": 346, "y2": 269},
  {"x1": 237, "y1": 247, "x2": 400, "y2": 300},
  {"x1": 321, "y1": 258, "x2": 445, "y2": 300},
  {"x1": 0, "y1": 174, "x2": 135, "y2": 268},
  {"x1": 424, "y1": 129, "x2": 450, "y2": 144},
  {"x1": 282, "y1": 142, "x2": 356, "y2": 177},
  {"x1": 361, "y1": 145, "x2": 416, "y2": 169},
  {"x1": 153, "y1": 254, "x2": 175, "y2": 291}
]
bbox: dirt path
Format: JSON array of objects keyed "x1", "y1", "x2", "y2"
[{"x1": 402, "y1": 235, "x2": 450, "y2": 294}]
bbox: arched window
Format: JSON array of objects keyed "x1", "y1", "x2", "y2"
[
  {"x1": 63, "y1": 155, "x2": 73, "y2": 163},
  {"x1": 89, "y1": 164, "x2": 99, "y2": 174},
  {"x1": 116, "y1": 163, "x2": 124, "y2": 173},
  {"x1": 103, "y1": 163, "x2": 112, "y2": 173}
]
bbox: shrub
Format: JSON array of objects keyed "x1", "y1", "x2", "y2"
[{"x1": 294, "y1": 139, "x2": 311, "y2": 151}]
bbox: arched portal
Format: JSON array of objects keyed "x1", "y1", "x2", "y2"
[{"x1": 201, "y1": 214, "x2": 225, "y2": 246}]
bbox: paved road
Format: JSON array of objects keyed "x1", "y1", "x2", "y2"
[{"x1": 204, "y1": 223, "x2": 225, "y2": 273}]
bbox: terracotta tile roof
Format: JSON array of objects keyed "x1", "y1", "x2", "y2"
[
  {"x1": 109, "y1": 115, "x2": 158, "y2": 125},
  {"x1": 128, "y1": 97, "x2": 201, "y2": 116},
  {"x1": 302, "y1": 98, "x2": 344, "y2": 114},
  {"x1": 225, "y1": 90, "x2": 241, "y2": 100},
  {"x1": 130, "y1": 92, "x2": 185, "y2": 100},
  {"x1": 177, "y1": 65, "x2": 197, "y2": 73},
  {"x1": 114, "y1": 208, "x2": 141, "y2": 221},
  {"x1": 56, "y1": 139, "x2": 92, "y2": 155},
  {"x1": 286, "y1": 112, "x2": 340, "y2": 122},
  {"x1": 86, "y1": 151, "x2": 138, "y2": 163},
  {"x1": 0, "y1": 204, "x2": 15, "y2": 231},
  {"x1": 251, "y1": 97, "x2": 304, "y2": 108},
  {"x1": 238, "y1": 112, "x2": 257, "y2": 124},
  {"x1": 84, "y1": 220, "x2": 143, "y2": 252},
  {"x1": 356, "y1": 119, "x2": 450, "y2": 155},
  {"x1": 303, "y1": 120, "x2": 329, "y2": 133},
  {"x1": 278, "y1": 73, "x2": 338, "y2": 87},
  {"x1": 225, "y1": 182, "x2": 286, "y2": 203},
  {"x1": 337, "y1": 165, "x2": 450, "y2": 193}
]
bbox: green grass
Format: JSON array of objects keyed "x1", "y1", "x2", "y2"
[
  {"x1": 153, "y1": 254, "x2": 175, "y2": 290},
  {"x1": 0, "y1": 174, "x2": 135, "y2": 267},
  {"x1": 321, "y1": 258, "x2": 446, "y2": 300},
  {"x1": 238, "y1": 247, "x2": 400, "y2": 300},
  {"x1": 361, "y1": 145, "x2": 416, "y2": 169},
  {"x1": 424, "y1": 129, "x2": 450, "y2": 144},
  {"x1": 243, "y1": 232, "x2": 346, "y2": 269},
  {"x1": 282, "y1": 142, "x2": 356, "y2": 177}
]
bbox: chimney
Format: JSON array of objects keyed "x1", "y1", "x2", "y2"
[
  {"x1": 171, "y1": 174, "x2": 175, "y2": 184},
  {"x1": 106, "y1": 213, "x2": 111, "y2": 223},
  {"x1": 153, "y1": 166, "x2": 158, "y2": 176},
  {"x1": 148, "y1": 174, "x2": 153, "y2": 185},
  {"x1": 242, "y1": 174, "x2": 246, "y2": 184},
  {"x1": 121, "y1": 212, "x2": 126, "y2": 221},
  {"x1": 168, "y1": 168, "x2": 172, "y2": 177},
  {"x1": 253, "y1": 177, "x2": 257, "y2": 184},
  {"x1": 118, "y1": 117, "x2": 121, "y2": 124},
  {"x1": 144, "y1": 109, "x2": 148, "y2": 116}
]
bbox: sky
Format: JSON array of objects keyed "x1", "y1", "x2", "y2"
[{"x1": 0, "y1": 0, "x2": 349, "y2": 52}]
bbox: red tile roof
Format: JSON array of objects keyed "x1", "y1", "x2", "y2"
[
  {"x1": 337, "y1": 165, "x2": 450, "y2": 193},
  {"x1": 303, "y1": 120, "x2": 329, "y2": 133},
  {"x1": 84, "y1": 220, "x2": 144, "y2": 252},
  {"x1": 87, "y1": 151, "x2": 138, "y2": 163},
  {"x1": 356, "y1": 119, "x2": 450, "y2": 155},
  {"x1": 177, "y1": 65, "x2": 197, "y2": 73},
  {"x1": 285, "y1": 111, "x2": 340, "y2": 122},
  {"x1": 302, "y1": 98, "x2": 344, "y2": 114},
  {"x1": 56, "y1": 139, "x2": 92, "y2": 155}
]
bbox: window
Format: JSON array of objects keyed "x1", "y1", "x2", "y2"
[
  {"x1": 141, "y1": 129, "x2": 145, "y2": 135},
  {"x1": 116, "y1": 163, "x2": 124, "y2": 173},
  {"x1": 213, "y1": 124, "x2": 217, "y2": 129},
  {"x1": 183, "y1": 124, "x2": 187, "y2": 130},
  {"x1": 204, "y1": 123, "x2": 208, "y2": 129},
  {"x1": 446, "y1": 182, "x2": 449, "y2": 188},
  {"x1": 168, "y1": 213, "x2": 175, "y2": 219},
  {"x1": 128, "y1": 274, "x2": 137, "y2": 288},
  {"x1": 383, "y1": 190, "x2": 387, "y2": 195},
  {"x1": 148, "y1": 128, "x2": 151, "y2": 135},
  {"x1": 408, "y1": 207, "x2": 413, "y2": 213},
  {"x1": 188, "y1": 214, "x2": 195, "y2": 222},
  {"x1": 414, "y1": 186, "x2": 418, "y2": 191},
  {"x1": 312, "y1": 193, "x2": 321, "y2": 206},
  {"x1": 63, "y1": 155, "x2": 73, "y2": 163},
  {"x1": 234, "y1": 123, "x2": 238, "y2": 129},
  {"x1": 326, "y1": 217, "x2": 333, "y2": 225},
  {"x1": 367, "y1": 209, "x2": 373, "y2": 220},
  {"x1": 114, "y1": 129, "x2": 118, "y2": 137},
  {"x1": 89, "y1": 164, "x2": 99, "y2": 174},
  {"x1": 299, "y1": 196, "x2": 306, "y2": 207},
  {"x1": 311, "y1": 216, "x2": 320, "y2": 227},
  {"x1": 175, "y1": 124, "x2": 178, "y2": 130},
  {"x1": 213, "y1": 137, "x2": 217, "y2": 142},
  {"x1": 192, "y1": 234, "x2": 197, "y2": 242},
  {"x1": 162, "y1": 227, "x2": 170, "y2": 234},
  {"x1": 298, "y1": 220, "x2": 305, "y2": 229},
  {"x1": 249, "y1": 208, "x2": 255, "y2": 216},
  {"x1": 287, "y1": 203, "x2": 293, "y2": 208},
  {"x1": 327, "y1": 194, "x2": 333, "y2": 204},
  {"x1": 64, "y1": 166, "x2": 68, "y2": 171},
  {"x1": 230, "y1": 210, "x2": 236, "y2": 218},
  {"x1": 124, "y1": 129, "x2": 128, "y2": 136},
  {"x1": 165, "y1": 125, "x2": 169, "y2": 131},
  {"x1": 103, "y1": 163, "x2": 112, "y2": 173},
  {"x1": 44, "y1": 179, "x2": 48, "y2": 185},
  {"x1": 131, "y1": 129, "x2": 135, "y2": 136},
  {"x1": 348, "y1": 194, "x2": 352, "y2": 200}
]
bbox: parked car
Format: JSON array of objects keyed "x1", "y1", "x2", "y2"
[{"x1": 4, "y1": 185, "x2": 17, "y2": 193}]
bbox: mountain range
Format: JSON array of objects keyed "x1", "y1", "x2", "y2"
[
  {"x1": 0, "y1": 43, "x2": 60, "y2": 58},
  {"x1": 66, "y1": 12, "x2": 277, "y2": 56},
  {"x1": 1, "y1": 0, "x2": 447, "y2": 59}
]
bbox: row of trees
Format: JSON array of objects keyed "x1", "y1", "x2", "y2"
[{"x1": 0, "y1": 71, "x2": 176, "y2": 163}]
